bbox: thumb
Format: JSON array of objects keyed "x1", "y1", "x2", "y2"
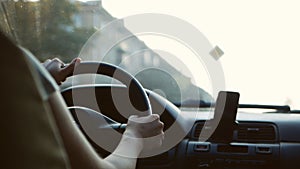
[{"x1": 61, "y1": 58, "x2": 81, "y2": 77}]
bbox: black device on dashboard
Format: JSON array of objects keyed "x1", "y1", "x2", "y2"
[{"x1": 210, "y1": 91, "x2": 240, "y2": 143}]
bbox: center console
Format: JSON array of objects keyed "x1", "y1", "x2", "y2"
[{"x1": 185, "y1": 91, "x2": 280, "y2": 169}]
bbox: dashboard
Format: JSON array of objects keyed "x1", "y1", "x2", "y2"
[
  {"x1": 61, "y1": 84, "x2": 300, "y2": 169},
  {"x1": 183, "y1": 112, "x2": 300, "y2": 169}
]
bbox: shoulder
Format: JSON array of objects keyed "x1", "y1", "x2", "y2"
[{"x1": 20, "y1": 47, "x2": 60, "y2": 99}]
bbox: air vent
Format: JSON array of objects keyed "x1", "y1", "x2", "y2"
[
  {"x1": 193, "y1": 122, "x2": 204, "y2": 138},
  {"x1": 236, "y1": 123, "x2": 277, "y2": 143}
]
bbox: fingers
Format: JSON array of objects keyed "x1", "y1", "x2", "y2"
[
  {"x1": 127, "y1": 114, "x2": 164, "y2": 138},
  {"x1": 126, "y1": 114, "x2": 165, "y2": 151},
  {"x1": 129, "y1": 114, "x2": 160, "y2": 123},
  {"x1": 52, "y1": 58, "x2": 64, "y2": 67},
  {"x1": 156, "y1": 121, "x2": 164, "y2": 133},
  {"x1": 44, "y1": 58, "x2": 64, "y2": 70},
  {"x1": 42, "y1": 59, "x2": 51, "y2": 67},
  {"x1": 61, "y1": 58, "x2": 81, "y2": 77},
  {"x1": 43, "y1": 57, "x2": 81, "y2": 85}
]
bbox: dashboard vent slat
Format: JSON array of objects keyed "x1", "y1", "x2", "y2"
[
  {"x1": 193, "y1": 122, "x2": 204, "y2": 138},
  {"x1": 192, "y1": 122, "x2": 278, "y2": 143},
  {"x1": 236, "y1": 123, "x2": 277, "y2": 143}
]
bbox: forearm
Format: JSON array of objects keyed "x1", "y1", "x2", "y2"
[
  {"x1": 49, "y1": 91, "x2": 142, "y2": 169},
  {"x1": 49, "y1": 91, "x2": 107, "y2": 169},
  {"x1": 105, "y1": 130, "x2": 143, "y2": 169}
]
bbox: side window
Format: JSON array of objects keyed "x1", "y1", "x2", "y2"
[{"x1": 0, "y1": 0, "x2": 96, "y2": 62}]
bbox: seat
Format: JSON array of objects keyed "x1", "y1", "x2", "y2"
[{"x1": 0, "y1": 31, "x2": 71, "y2": 169}]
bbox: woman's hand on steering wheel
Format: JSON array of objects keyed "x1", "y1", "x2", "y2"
[
  {"x1": 124, "y1": 114, "x2": 164, "y2": 150},
  {"x1": 43, "y1": 57, "x2": 81, "y2": 85}
]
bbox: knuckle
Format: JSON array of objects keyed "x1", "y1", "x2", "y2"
[
  {"x1": 52, "y1": 58, "x2": 60, "y2": 62},
  {"x1": 153, "y1": 114, "x2": 160, "y2": 118},
  {"x1": 53, "y1": 58, "x2": 63, "y2": 64},
  {"x1": 159, "y1": 121, "x2": 164, "y2": 129},
  {"x1": 128, "y1": 115, "x2": 137, "y2": 120},
  {"x1": 151, "y1": 114, "x2": 160, "y2": 121}
]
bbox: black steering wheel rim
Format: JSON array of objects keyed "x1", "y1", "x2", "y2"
[
  {"x1": 71, "y1": 61, "x2": 152, "y2": 116},
  {"x1": 63, "y1": 61, "x2": 153, "y2": 156},
  {"x1": 62, "y1": 61, "x2": 187, "y2": 158}
]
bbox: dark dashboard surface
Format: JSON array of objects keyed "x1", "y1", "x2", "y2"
[{"x1": 62, "y1": 85, "x2": 300, "y2": 169}]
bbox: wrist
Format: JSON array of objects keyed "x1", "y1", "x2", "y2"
[
  {"x1": 110, "y1": 131, "x2": 143, "y2": 158},
  {"x1": 121, "y1": 129, "x2": 144, "y2": 152}
]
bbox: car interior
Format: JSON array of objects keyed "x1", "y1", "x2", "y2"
[{"x1": 1, "y1": 1, "x2": 300, "y2": 169}]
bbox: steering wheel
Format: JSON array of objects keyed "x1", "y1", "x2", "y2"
[
  {"x1": 62, "y1": 61, "x2": 188, "y2": 159},
  {"x1": 65, "y1": 61, "x2": 152, "y2": 155}
]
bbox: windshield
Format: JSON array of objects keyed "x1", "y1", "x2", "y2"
[{"x1": 1, "y1": 0, "x2": 299, "y2": 109}]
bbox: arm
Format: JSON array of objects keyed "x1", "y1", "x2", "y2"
[
  {"x1": 49, "y1": 91, "x2": 164, "y2": 169},
  {"x1": 44, "y1": 57, "x2": 164, "y2": 169},
  {"x1": 105, "y1": 115, "x2": 164, "y2": 169}
]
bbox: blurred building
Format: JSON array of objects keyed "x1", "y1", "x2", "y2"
[
  {"x1": 69, "y1": 0, "x2": 213, "y2": 103},
  {"x1": 70, "y1": 0, "x2": 159, "y2": 71}
]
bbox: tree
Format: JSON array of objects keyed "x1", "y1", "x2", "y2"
[{"x1": 2, "y1": 0, "x2": 95, "y2": 62}]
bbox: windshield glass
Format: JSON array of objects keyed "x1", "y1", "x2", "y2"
[{"x1": 1, "y1": 0, "x2": 299, "y2": 109}]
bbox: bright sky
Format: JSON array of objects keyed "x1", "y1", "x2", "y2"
[{"x1": 102, "y1": 0, "x2": 300, "y2": 109}]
